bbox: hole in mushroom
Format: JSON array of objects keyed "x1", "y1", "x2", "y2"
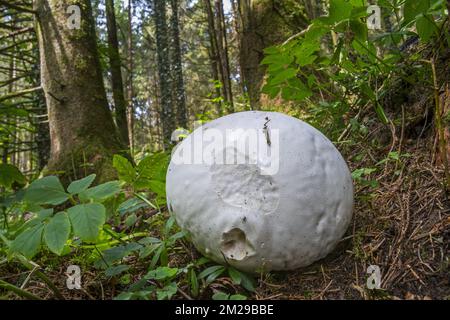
[{"x1": 220, "y1": 228, "x2": 255, "y2": 261}]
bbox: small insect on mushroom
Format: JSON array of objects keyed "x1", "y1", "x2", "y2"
[{"x1": 263, "y1": 116, "x2": 271, "y2": 146}]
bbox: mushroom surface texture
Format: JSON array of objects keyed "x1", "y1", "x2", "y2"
[{"x1": 166, "y1": 111, "x2": 353, "y2": 272}]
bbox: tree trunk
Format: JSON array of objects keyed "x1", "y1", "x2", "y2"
[
  {"x1": 203, "y1": 0, "x2": 234, "y2": 113},
  {"x1": 169, "y1": 0, "x2": 188, "y2": 129},
  {"x1": 154, "y1": 0, "x2": 175, "y2": 149},
  {"x1": 35, "y1": 0, "x2": 124, "y2": 182},
  {"x1": 214, "y1": 0, "x2": 234, "y2": 113},
  {"x1": 230, "y1": 0, "x2": 245, "y2": 95},
  {"x1": 236, "y1": 0, "x2": 308, "y2": 109},
  {"x1": 35, "y1": 88, "x2": 50, "y2": 171},
  {"x1": 203, "y1": 0, "x2": 222, "y2": 116},
  {"x1": 126, "y1": 0, "x2": 134, "y2": 153},
  {"x1": 106, "y1": 0, "x2": 129, "y2": 147},
  {"x1": 2, "y1": 42, "x2": 15, "y2": 164}
]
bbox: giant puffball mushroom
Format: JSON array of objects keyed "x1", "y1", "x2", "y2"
[{"x1": 166, "y1": 111, "x2": 354, "y2": 272}]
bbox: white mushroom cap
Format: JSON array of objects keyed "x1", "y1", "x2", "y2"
[{"x1": 166, "y1": 111, "x2": 353, "y2": 272}]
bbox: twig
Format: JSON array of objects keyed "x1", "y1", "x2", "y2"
[
  {"x1": 0, "y1": 86, "x2": 42, "y2": 102},
  {"x1": 177, "y1": 287, "x2": 193, "y2": 300},
  {"x1": 0, "y1": 0, "x2": 37, "y2": 14}
]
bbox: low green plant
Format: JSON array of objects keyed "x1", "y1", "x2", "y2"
[{"x1": 261, "y1": 0, "x2": 447, "y2": 138}]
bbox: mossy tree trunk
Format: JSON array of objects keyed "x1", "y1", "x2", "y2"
[
  {"x1": 126, "y1": 0, "x2": 134, "y2": 153},
  {"x1": 236, "y1": 0, "x2": 308, "y2": 109},
  {"x1": 155, "y1": 0, "x2": 175, "y2": 149},
  {"x1": 169, "y1": 0, "x2": 188, "y2": 129},
  {"x1": 203, "y1": 0, "x2": 234, "y2": 113},
  {"x1": 35, "y1": 0, "x2": 124, "y2": 182},
  {"x1": 106, "y1": 0, "x2": 129, "y2": 147},
  {"x1": 203, "y1": 0, "x2": 223, "y2": 116}
]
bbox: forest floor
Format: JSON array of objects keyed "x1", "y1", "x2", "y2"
[
  {"x1": 258, "y1": 134, "x2": 449, "y2": 300},
  {"x1": 1, "y1": 114, "x2": 449, "y2": 301}
]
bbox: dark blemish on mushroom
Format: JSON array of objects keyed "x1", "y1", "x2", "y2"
[{"x1": 242, "y1": 216, "x2": 247, "y2": 223}]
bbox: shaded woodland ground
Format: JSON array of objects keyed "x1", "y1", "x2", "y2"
[{"x1": 0, "y1": 0, "x2": 449, "y2": 300}]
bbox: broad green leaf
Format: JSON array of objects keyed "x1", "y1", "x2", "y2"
[
  {"x1": 261, "y1": 84, "x2": 280, "y2": 98},
  {"x1": 150, "y1": 243, "x2": 164, "y2": 268},
  {"x1": 212, "y1": 292, "x2": 230, "y2": 300},
  {"x1": 281, "y1": 78, "x2": 312, "y2": 101},
  {"x1": 105, "y1": 265, "x2": 130, "y2": 277},
  {"x1": 350, "y1": 19, "x2": 367, "y2": 43},
  {"x1": 404, "y1": 0, "x2": 431, "y2": 24},
  {"x1": 230, "y1": 294, "x2": 248, "y2": 300},
  {"x1": 118, "y1": 197, "x2": 148, "y2": 216},
  {"x1": 261, "y1": 53, "x2": 293, "y2": 70},
  {"x1": 95, "y1": 243, "x2": 141, "y2": 268},
  {"x1": 156, "y1": 282, "x2": 177, "y2": 300},
  {"x1": 269, "y1": 68, "x2": 297, "y2": 85},
  {"x1": 326, "y1": 0, "x2": 353, "y2": 24},
  {"x1": 228, "y1": 267, "x2": 242, "y2": 285},
  {"x1": 145, "y1": 267, "x2": 178, "y2": 280},
  {"x1": 79, "y1": 181, "x2": 121, "y2": 202},
  {"x1": 114, "y1": 292, "x2": 134, "y2": 300},
  {"x1": 189, "y1": 269, "x2": 199, "y2": 297},
  {"x1": 44, "y1": 212, "x2": 70, "y2": 255},
  {"x1": 124, "y1": 213, "x2": 137, "y2": 227},
  {"x1": 293, "y1": 41, "x2": 319, "y2": 66},
  {"x1": 67, "y1": 174, "x2": 96, "y2": 194},
  {"x1": 239, "y1": 272, "x2": 256, "y2": 292},
  {"x1": 36, "y1": 209, "x2": 54, "y2": 220},
  {"x1": 67, "y1": 203, "x2": 106, "y2": 242},
  {"x1": 11, "y1": 224, "x2": 44, "y2": 258},
  {"x1": 113, "y1": 155, "x2": 136, "y2": 183},
  {"x1": 199, "y1": 265, "x2": 226, "y2": 279},
  {"x1": 23, "y1": 209, "x2": 54, "y2": 229},
  {"x1": 25, "y1": 176, "x2": 69, "y2": 205},
  {"x1": 416, "y1": 15, "x2": 437, "y2": 42},
  {"x1": 352, "y1": 168, "x2": 377, "y2": 180},
  {"x1": 149, "y1": 180, "x2": 166, "y2": 197},
  {"x1": 262, "y1": 45, "x2": 280, "y2": 55},
  {"x1": 0, "y1": 164, "x2": 26, "y2": 188},
  {"x1": 136, "y1": 153, "x2": 168, "y2": 182},
  {"x1": 304, "y1": 24, "x2": 329, "y2": 42},
  {"x1": 206, "y1": 267, "x2": 226, "y2": 284}
]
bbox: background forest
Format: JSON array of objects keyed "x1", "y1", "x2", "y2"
[{"x1": 0, "y1": 0, "x2": 449, "y2": 300}]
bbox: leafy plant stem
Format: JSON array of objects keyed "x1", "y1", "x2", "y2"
[
  {"x1": 133, "y1": 192, "x2": 157, "y2": 210},
  {"x1": 15, "y1": 255, "x2": 65, "y2": 300},
  {"x1": 79, "y1": 232, "x2": 148, "y2": 249},
  {"x1": 430, "y1": 57, "x2": 450, "y2": 191},
  {"x1": 0, "y1": 279, "x2": 42, "y2": 300}
]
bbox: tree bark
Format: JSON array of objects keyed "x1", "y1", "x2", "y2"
[
  {"x1": 106, "y1": 0, "x2": 129, "y2": 147},
  {"x1": 35, "y1": 0, "x2": 124, "y2": 182},
  {"x1": 2, "y1": 34, "x2": 15, "y2": 164},
  {"x1": 169, "y1": 0, "x2": 188, "y2": 129},
  {"x1": 126, "y1": 0, "x2": 134, "y2": 153},
  {"x1": 203, "y1": 0, "x2": 222, "y2": 116},
  {"x1": 236, "y1": 0, "x2": 308, "y2": 109},
  {"x1": 154, "y1": 0, "x2": 175, "y2": 149},
  {"x1": 203, "y1": 0, "x2": 234, "y2": 113},
  {"x1": 214, "y1": 0, "x2": 234, "y2": 113}
]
